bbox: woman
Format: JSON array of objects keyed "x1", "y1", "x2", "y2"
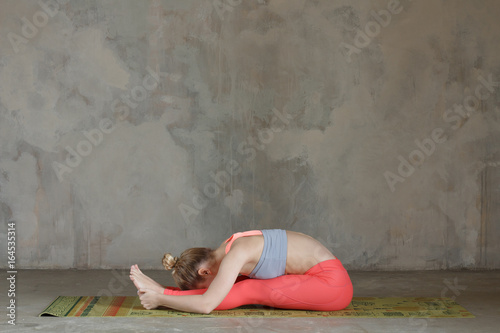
[{"x1": 129, "y1": 229, "x2": 353, "y2": 314}]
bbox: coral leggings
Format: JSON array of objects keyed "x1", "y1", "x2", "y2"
[{"x1": 163, "y1": 259, "x2": 353, "y2": 311}]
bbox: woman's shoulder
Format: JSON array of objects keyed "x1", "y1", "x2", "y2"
[{"x1": 222, "y1": 231, "x2": 264, "y2": 254}]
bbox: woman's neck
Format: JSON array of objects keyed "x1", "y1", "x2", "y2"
[{"x1": 210, "y1": 247, "x2": 225, "y2": 274}]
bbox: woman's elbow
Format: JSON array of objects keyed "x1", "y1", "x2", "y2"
[
  {"x1": 202, "y1": 303, "x2": 217, "y2": 314},
  {"x1": 200, "y1": 299, "x2": 217, "y2": 314},
  {"x1": 201, "y1": 307, "x2": 212, "y2": 315}
]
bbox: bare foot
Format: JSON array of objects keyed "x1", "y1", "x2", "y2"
[{"x1": 129, "y1": 264, "x2": 165, "y2": 294}]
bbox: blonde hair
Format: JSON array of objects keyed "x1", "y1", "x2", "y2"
[{"x1": 162, "y1": 247, "x2": 213, "y2": 290}]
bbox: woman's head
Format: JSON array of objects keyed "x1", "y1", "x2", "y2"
[{"x1": 162, "y1": 247, "x2": 214, "y2": 290}]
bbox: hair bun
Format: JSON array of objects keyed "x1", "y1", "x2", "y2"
[{"x1": 162, "y1": 253, "x2": 178, "y2": 271}]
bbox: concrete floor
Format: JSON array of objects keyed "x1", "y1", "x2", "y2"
[{"x1": 0, "y1": 269, "x2": 498, "y2": 333}]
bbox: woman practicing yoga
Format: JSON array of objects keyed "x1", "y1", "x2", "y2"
[{"x1": 129, "y1": 229, "x2": 353, "y2": 314}]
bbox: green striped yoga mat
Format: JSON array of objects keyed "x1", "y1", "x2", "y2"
[{"x1": 39, "y1": 296, "x2": 474, "y2": 318}]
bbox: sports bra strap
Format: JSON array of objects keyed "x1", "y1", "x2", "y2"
[{"x1": 224, "y1": 230, "x2": 263, "y2": 254}]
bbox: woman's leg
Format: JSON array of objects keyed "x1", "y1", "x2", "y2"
[{"x1": 164, "y1": 259, "x2": 353, "y2": 311}]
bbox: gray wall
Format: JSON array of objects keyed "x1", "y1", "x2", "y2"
[{"x1": 0, "y1": 0, "x2": 499, "y2": 270}]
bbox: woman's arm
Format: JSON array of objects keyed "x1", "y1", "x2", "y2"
[
  {"x1": 138, "y1": 292, "x2": 211, "y2": 314},
  {"x1": 139, "y1": 248, "x2": 246, "y2": 314}
]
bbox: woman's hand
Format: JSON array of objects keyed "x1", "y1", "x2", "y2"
[{"x1": 138, "y1": 288, "x2": 161, "y2": 310}]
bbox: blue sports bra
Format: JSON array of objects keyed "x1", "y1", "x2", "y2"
[{"x1": 224, "y1": 229, "x2": 287, "y2": 279}]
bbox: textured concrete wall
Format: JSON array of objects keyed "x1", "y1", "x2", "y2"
[{"x1": 0, "y1": 0, "x2": 499, "y2": 269}]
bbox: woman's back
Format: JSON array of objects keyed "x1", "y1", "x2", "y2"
[{"x1": 218, "y1": 230, "x2": 336, "y2": 276}]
